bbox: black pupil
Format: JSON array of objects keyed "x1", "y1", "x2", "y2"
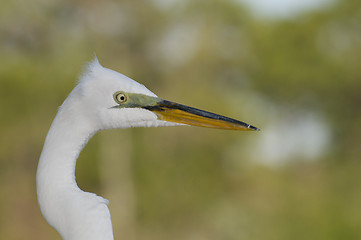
[{"x1": 119, "y1": 95, "x2": 125, "y2": 101}]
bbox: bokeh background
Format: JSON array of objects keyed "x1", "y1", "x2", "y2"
[{"x1": 1, "y1": 0, "x2": 361, "y2": 239}]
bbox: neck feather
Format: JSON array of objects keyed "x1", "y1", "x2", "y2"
[
  {"x1": 37, "y1": 103, "x2": 114, "y2": 240},
  {"x1": 37, "y1": 108, "x2": 95, "y2": 190}
]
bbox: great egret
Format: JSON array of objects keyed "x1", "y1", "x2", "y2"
[{"x1": 37, "y1": 58, "x2": 259, "y2": 240}]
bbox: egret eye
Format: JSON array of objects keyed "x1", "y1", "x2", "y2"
[{"x1": 114, "y1": 92, "x2": 127, "y2": 104}]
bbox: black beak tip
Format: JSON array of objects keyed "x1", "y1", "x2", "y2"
[{"x1": 249, "y1": 125, "x2": 260, "y2": 131}]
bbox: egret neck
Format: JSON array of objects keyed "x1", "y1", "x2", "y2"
[{"x1": 37, "y1": 86, "x2": 113, "y2": 240}]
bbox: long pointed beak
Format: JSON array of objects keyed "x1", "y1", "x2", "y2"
[{"x1": 143, "y1": 99, "x2": 259, "y2": 131}]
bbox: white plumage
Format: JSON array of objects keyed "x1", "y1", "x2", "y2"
[
  {"x1": 37, "y1": 58, "x2": 258, "y2": 240},
  {"x1": 37, "y1": 59, "x2": 178, "y2": 240}
]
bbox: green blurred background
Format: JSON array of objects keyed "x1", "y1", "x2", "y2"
[{"x1": 1, "y1": 0, "x2": 361, "y2": 239}]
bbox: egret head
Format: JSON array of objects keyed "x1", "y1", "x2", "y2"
[{"x1": 66, "y1": 58, "x2": 259, "y2": 132}]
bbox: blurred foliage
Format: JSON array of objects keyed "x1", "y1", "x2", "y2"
[{"x1": 1, "y1": 0, "x2": 361, "y2": 239}]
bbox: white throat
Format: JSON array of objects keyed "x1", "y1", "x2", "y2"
[{"x1": 36, "y1": 99, "x2": 114, "y2": 240}]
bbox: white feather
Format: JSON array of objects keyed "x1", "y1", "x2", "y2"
[{"x1": 37, "y1": 59, "x2": 179, "y2": 240}]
